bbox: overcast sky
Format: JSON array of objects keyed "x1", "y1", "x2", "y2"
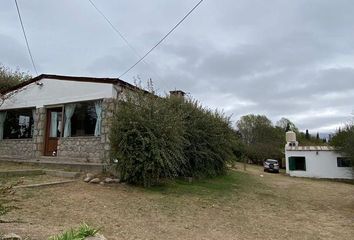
[{"x1": 1, "y1": 0, "x2": 353, "y2": 133}]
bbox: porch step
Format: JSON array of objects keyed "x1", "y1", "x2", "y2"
[
  {"x1": 0, "y1": 158, "x2": 104, "y2": 173},
  {"x1": 0, "y1": 169, "x2": 44, "y2": 177},
  {"x1": 44, "y1": 169, "x2": 81, "y2": 178},
  {"x1": 14, "y1": 180, "x2": 76, "y2": 189},
  {"x1": 39, "y1": 156, "x2": 91, "y2": 163}
]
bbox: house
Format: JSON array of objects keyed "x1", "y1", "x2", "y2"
[
  {"x1": 285, "y1": 131, "x2": 353, "y2": 179},
  {"x1": 0, "y1": 74, "x2": 150, "y2": 164}
]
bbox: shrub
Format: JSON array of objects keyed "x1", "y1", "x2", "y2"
[
  {"x1": 331, "y1": 124, "x2": 354, "y2": 172},
  {"x1": 168, "y1": 97, "x2": 238, "y2": 177},
  {"x1": 49, "y1": 223, "x2": 99, "y2": 240},
  {"x1": 110, "y1": 89, "x2": 241, "y2": 187},
  {"x1": 110, "y1": 90, "x2": 186, "y2": 187}
]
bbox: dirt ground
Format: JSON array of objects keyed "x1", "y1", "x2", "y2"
[{"x1": 1, "y1": 163, "x2": 353, "y2": 240}]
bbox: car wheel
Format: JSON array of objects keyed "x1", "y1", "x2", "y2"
[{"x1": 263, "y1": 169, "x2": 267, "y2": 172}]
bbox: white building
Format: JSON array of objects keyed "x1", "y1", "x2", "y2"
[
  {"x1": 285, "y1": 132, "x2": 353, "y2": 180},
  {"x1": 0, "y1": 74, "x2": 142, "y2": 163},
  {"x1": 0, "y1": 74, "x2": 183, "y2": 164}
]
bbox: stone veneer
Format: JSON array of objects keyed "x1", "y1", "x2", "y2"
[
  {"x1": 57, "y1": 136, "x2": 104, "y2": 163},
  {"x1": 100, "y1": 98, "x2": 115, "y2": 161},
  {"x1": 33, "y1": 107, "x2": 46, "y2": 158},
  {"x1": 0, "y1": 98, "x2": 115, "y2": 163},
  {"x1": 56, "y1": 98, "x2": 114, "y2": 163},
  {"x1": 0, "y1": 139, "x2": 34, "y2": 158}
]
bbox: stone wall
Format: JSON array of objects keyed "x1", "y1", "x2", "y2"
[
  {"x1": 33, "y1": 107, "x2": 46, "y2": 158},
  {"x1": 0, "y1": 98, "x2": 115, "y2": 163},
  {"x1": 57, "y1": 98, "x2": 115, "y2": 163},
  {"x1": 0, "y1": 139, "x2": 34, "y2": 158},
  {"x1": 100, "y1": 98, "x2": 115, "y2": 161},
  {"x1": 57, "y1": 136, "x2": 104, "y2": 163}
]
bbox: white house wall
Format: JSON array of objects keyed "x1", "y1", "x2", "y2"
[
  {"x1": 0, "y1": 78, "x2": 116, "y2": 110},
  {"x1": 285, "y1": 150, "x2": 353, "y2": 179}
]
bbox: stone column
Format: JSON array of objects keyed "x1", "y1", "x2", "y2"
[
  {"x1": 101, "y1": 98, "x2": 115, "y2": 162},
  {"x1": 33, "y1": 107, "x2": 46, "y2": 158}
]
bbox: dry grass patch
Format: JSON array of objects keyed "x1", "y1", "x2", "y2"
[{"x1": 0, "y1": 164, "x2": 353, "y2": 240}]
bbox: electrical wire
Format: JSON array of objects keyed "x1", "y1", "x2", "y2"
[
  {"x1": 118, "y1": 0, "x2": 204, "y2": 78},
  {"x1": 88, "y1": 0, "x2": 142, "y2": 59},
  {"x1": 14, "y1": 0, "x2": 38, "y2": 75},
  {"x1": 88, "y1": 0, "x2": 163, "y2": 81}
]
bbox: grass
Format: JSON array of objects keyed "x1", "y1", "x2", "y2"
[
  {"x1": 145, "y1": 170, "x2": 262, "y2": 199},
  {"x1": 0, "y1": 183, "x2": 19, "y2": 217},
  {"x1": 2, "y1": 163, "x2": 354, "y2": 239},
  {"x1": 49, "y1": 223, "x2": 99, "y2": 240}
]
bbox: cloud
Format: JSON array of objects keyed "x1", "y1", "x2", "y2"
[{"x1": 0, "y1": 0, "x2": 353, "y2": 132}]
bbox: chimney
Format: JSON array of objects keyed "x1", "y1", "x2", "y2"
[
  {"x1": 286, "y1": 131, "x2": 298, "y2": 147},
  {"x1": 169, "y1": 90, "x2": 186, "y2": 98}
]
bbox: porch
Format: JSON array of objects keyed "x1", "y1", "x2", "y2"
[{"x1": 0, "y1": 99, "x2": 114, "y2": 164}]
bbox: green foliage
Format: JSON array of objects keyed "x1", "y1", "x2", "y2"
[
  {"x1": 168, "y1": 97, "x2": 239, "y2": 178},
  {"x1": 49, "y1": 223, "x2": 99, "y2": 240},
  {"x1": 276, "y1": 117, "x2": 298, "y2": 133},
  {"x1": 305, "y1": 129, "x2": 310, "y2": 139},
  {"x1": 110, "y1": 90, "x2": 187, "y2": 187},
  {"x1": 146, "y1": 170, "x2": 259, "y2": 199},
  {"x1": 236, "y1": 114, "x2": 284, "y2": 164},
  {"x1": 0, "y1": 64, "x2": 31, "y2": 93},
  {"x1": 297, "y1": 131, "x2": 327, "y2": 146},
  {"x1": 330, "y1": 124, "x2": 354, "y2": 171},
  {"x1": 237, "y1": 115, "x2": 329, "y2": 164},
  {"x1": 110, "y1": 90, "x2": 241, "y2": 187}
]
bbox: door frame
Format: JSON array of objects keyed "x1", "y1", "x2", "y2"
[{"x1": 44, "y1": 106, "x2": 64, "y2": 156}]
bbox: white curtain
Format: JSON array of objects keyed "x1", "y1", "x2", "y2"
[
  {"x1": 0, "y1": 111, "x2": 7, "y2": 140},
  {"x1": 64, "y1": 104, "x2": 76, "y2": 137},
  {"x1": 94, "y1": 101, "x2": 102, "y2": 137},
  {"x1": 50, "y1": 112, "x2": 58, "y2": 137}
]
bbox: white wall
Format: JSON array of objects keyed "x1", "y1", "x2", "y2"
[
  {"x1": 285, "y1": 150, "x2": 353, "y2": 179},
  {"x1": 0, "y1": 78, "x2": 117, "y2": 110}
]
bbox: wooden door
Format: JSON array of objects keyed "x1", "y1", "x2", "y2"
[{"x1": 45, "y1": 107, "x2": 63, "y2": 156}]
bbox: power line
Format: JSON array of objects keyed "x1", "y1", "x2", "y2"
[
  {"x1": 14, "y1": 0, "x2": 38, "y2": 75},
  {"x1": 88, "y1": 0, "x2": 141, "y2": 59},
  {"x1": 88, "y1": 0, "x2": 162, "y2": 81},
  {"x1": 118, "y1": 0, "x2": 204, "y2": 78}
]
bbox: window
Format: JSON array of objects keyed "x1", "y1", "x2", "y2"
[
  {"x1": 289, "y1": 156, "x2": 306, "y2": 171},
  {"x1": 337, "y1": 157, "x2": 352, "y2": 167},
  {"x1": 3, "y1": 108, "x2": 34, "y2": 139},
  {"x1": 70, "y1": 102, "x2": 97, "y2": 137}
]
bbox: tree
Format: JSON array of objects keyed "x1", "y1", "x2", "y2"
[
  {"x1": 305, "y1": 129, "x2": 310, "y2": 139},
  {"x1": 297, "y1": 130, "x2": 327, "y2": 146},
  {"x1": 330, "y1": 123, "x2": 354, "y2": 172},
  {"x1": 236, "y1": 114, "x2": 272, "y2": 145},
  {"x1": 276, "y1": 118, "x2": 299, "y2": 133},
  {"x1": 236, "y1": 114, "x2": 284, "y2": 164},
  {"x1": 0, "y1": 64, "x2": 31, "y2": 107}
]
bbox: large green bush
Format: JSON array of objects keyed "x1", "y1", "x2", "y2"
[
  {"x1": 168, "y1": 97, "x2": 238, "y2": 177},
  {"x1": 110, "y1": 91, "x2": 187, "y2": 187},
  {"x1": 110, "y1": 90, "x2": 240, "y2": 187},
  {"x1": 330, "y1": 124, "x2": 354, "y2": 172}
]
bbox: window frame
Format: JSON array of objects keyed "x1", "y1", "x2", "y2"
[
  {"x1": 69, "y1": 101, "x2": 97, "y2": 137},
  {"x1": 2, "y1": 108, "x2": 35, "y2": 140},
  {"x1": 337, "y1": 157, "x2": 352, "y2": 168},
  {"x1": 289, "y1": 156, "x2": 306, "y2": 171}
]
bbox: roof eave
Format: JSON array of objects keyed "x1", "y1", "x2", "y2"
[{"x1": 0, "y1": 74, "x2": 141, "y2": 95}]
